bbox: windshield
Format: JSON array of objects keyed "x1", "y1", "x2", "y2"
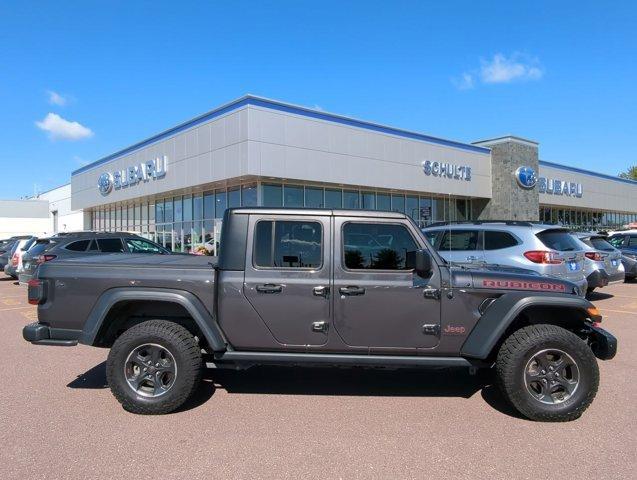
[
  {"x1": 608, "y1": 236, "x2": 624, "y2": 248},
  {"x1": 536, "y1": 230, "x2": 582, "y2": 252}
]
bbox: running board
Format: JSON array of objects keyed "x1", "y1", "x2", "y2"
[{"x1": 208, "y1": 351, "x2": 474, "y2": 369}]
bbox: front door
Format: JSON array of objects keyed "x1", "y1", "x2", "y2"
[
  {"x1": 333, "y1": 217, "x2": 441, "y2": 351},
  {"x1": 243, "y1": 214, "x2": 331, "y2": 347}
]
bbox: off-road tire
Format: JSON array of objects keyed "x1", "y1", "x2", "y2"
[
  {"x1": 106, "y1": 320, "x2": 203, "y2": 414},
  {"x1": 496, "y1": 324, "x2": 599, "y2": 422}
]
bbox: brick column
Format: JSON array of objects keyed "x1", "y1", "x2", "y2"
[{"x1": 471, "y1": 136, "x2": 540, "y2": 221}]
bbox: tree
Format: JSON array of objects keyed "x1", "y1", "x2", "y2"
[{"x1": 619, "y1": 165, "x2": 637, "y2": 181}]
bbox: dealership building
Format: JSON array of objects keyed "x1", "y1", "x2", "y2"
[{"x1": 69, "y1": 95, "x2": 637, "y2": 252}]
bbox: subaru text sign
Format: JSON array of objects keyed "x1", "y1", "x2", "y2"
[
  {"x1": 422, "y1": 160, "x2": 472, "y2": 181},
  {"x1": 513, "y1": 165, "x2": 583, "y2": 198},
  {"x1": 98, "y1": 156, "x2": 168, "y2": 196}
]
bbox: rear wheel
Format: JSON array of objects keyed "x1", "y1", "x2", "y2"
[
  {"x1": 106, "y1": 320, "x2": 203, "y2": 414},
  {"x1": 496, "y1": 324, "x2": 599, "y2": 422}
]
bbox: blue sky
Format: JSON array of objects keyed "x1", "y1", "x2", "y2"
[{"x1": 1, "y1": 1, "x2": 635, "y2": 198}]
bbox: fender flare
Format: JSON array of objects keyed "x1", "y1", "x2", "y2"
[
  {"x1": 79, "y1": 287, "x2": 227, "y2": 352},
  {"x1": 461, "y1": 292, "x2": 595, "y2": 360}
]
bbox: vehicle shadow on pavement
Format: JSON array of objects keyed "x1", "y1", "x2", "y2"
[
  {"x1": 207, "y1": 366, "x2": 525, "y2": 419},
  {"x1": 67, "y1": 362, "x2": 524, "y2": 418},
  {"x1": 587, "y1": 291, "x2": 614, "y2": 301},
  {"x1": 67, "y1": 361, "x2": 217, "y2": 413}
]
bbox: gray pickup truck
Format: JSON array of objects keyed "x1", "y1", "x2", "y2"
[{"x1": 24, "y1": 208, "x2": 616, "y2": 421}]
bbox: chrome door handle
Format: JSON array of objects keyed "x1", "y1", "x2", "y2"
[
  {"x1": 313, "y1": 286, "x2": 330, "y2": 298},
  {"x1": 311, "y1": 321, "x2": 329, "y2": 333},
  {"x1": 256, "y1": 284, "x2": 283, "y2": 294},
  {"x1": 339, "y1": 286, "x2": 365, "y2": 296}
]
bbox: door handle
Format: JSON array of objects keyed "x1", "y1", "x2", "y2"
[
  {"x1": 311, "y1": 321, "x2": 329, "y2": 333},
  {"x1": 339, "y1": 286, "x2": 365, "y2": 296},
  {"x1": 313, "y1": 286, "x2": 330, "y2": 298},
  {"x1": 256, "y1": 284, "x2": 283, "y2": 294}
]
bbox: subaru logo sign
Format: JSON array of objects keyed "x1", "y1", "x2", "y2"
[
  {"x1": 515, "y1": 166, "x2": 537, "y2": 189},
  {"x1": 97, "y1": 172, "x2": 114, "y2": 195}
]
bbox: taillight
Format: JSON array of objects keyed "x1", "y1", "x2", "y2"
[
  {"x1": 523, "y1": 250, "x2": 564, "y2": 264},
  {"x1": 585, "y1": 252, "x2": 602, "y2": 261},
  {"x1": 27, "y1": 279, "x2": 43, "y2": 305},
  {"x1": 37, "y1": 254, "x2": 57, "y2": 264},
  {"x1": 11, "y1": 253, "x2": 19, "y2": 266}
]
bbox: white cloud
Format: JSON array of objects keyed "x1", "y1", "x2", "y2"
[
  {"x1": 35, "y1": 113, "x2": 94, "y2": 140},
  {"x1": 480, "y1": 53, "x2": 543, "y2": 84},
  {"x1": 452, "y1": 72, "x2": 475, "y2": 90},
  {"x1": 47, "y1": 90, "x2": 68, "y2": 106},
  {"x1": 453, "y1": 53, "x2": 543, "y2": 90}
]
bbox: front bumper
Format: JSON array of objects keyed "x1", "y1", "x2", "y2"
[
  {"x1": 22, "y1": 322, "x2": 80, "y2": 346},
  {"x1": 589, "y1": 326, "x2": 617, "y2": 360}
]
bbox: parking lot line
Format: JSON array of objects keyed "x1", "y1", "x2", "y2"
[{"x1": 599, "y1": 308, "x2": 637, "y2": 316}]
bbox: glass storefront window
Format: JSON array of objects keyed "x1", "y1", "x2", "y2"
[
  {"x1": 194, "y1": 194, "x2": 203, "y2": 221},
  {"x1": 203, "y1": 191, "x2": 214, "y2": 219},
  {"x1": 391, "y1": 194, "x2": 405, "y2": 213},
  {"x1": 305, "y1": 187, "x2": 324, "y2": 208},
  {"x1": 135, "y1": 204, "x2": 141, "y2": 227},
  {"x1": 324, "y1": 189, "x2": 342, "y2": 208},
  {"x1": 406, "y1": 196, "x2": 418, "y2": 220},
  {"x1": 376, "y1": 193, "x2": 390, "y2": 211},
  {"x1": 215, "y1": 190, "x2": 227, "y2": 218},
  {"x1": 263, "y1": 184, "x2": 283, "y2": 207},
  {"x1": 174, "y1": 196, "x2": 183, "y2": 222},
  {"x1": 433, "y1": 198, "x2": 445, "y2": 221},
  {"x1": 361, "y1": 191, "x2": 375, "y2": 210},
  {"x1": 183, "y1": 195, "x2": 193, "y2": 222},
  {"x1": 284, "y1": 185, "x2": 303, "y2": 207},
  {"x1": 419, "y1": 197, "x2": 432, "y2": 225},
  {"x1": 128, "y1": 205, "x2": 134, "y2": 228},
  {"x1": 343, "y1": 190, "x2": 359, "y2": 209},
  {"x1": 155, "y1": 200, "x2": 164, "y2": 224},
  {"x1": 242, "y1": 185, "x2": 257, "y2": 206},
  {"x1": 456, "y1": 199, "x2": 468, "y2": 221},
  {"x1": 164, "y1": 199, "x2": 173, "y2": 223},
  {"x1": 228, "y1": 187, "x2": 240, "y2": 208}
]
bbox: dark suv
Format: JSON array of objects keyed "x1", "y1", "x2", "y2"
[
  {"x1": 18, "y1": 232, "x2": 170, "y2": 284},
  {"x1": 607, "y1": 232, "x2": 637, "y2": 281}
]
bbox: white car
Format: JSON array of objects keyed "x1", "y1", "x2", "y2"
[{"x1": 4, "y1": 236, "x2": 36, "y2": 279}]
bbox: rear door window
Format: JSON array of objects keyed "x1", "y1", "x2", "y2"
[
  {"x1": 484, "y1": 231, "x2": 519, "y2": 250},
  {"x1": 254, "y1": 220, "x2": 322, "y2": 268},
  {"x1": 536, "y1": 230, "x2": 582, "y2": 251},
  {"x1": 629, "y1": 236, "x2": 637, "y2": 248},
  {"x1": 607, "y1": 236, "x2": 626, "y2": 248},
  {"x1": 125, "y1": 238, "x2": 164, "y2": 254},
  {"x1": 65, "y1": 239, "x2": 91, "y2": 252},
  {"x1": 97, "y1": 238, "x2": 125, "y2": 252},
  {"x1": 440, "y1": 230, "x2": 479, "y2": 251}
]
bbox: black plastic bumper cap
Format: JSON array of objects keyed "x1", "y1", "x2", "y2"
[{"x1": 22, "y1": 323, "x2": 78, "y2": 346}]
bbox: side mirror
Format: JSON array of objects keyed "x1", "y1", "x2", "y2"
[{"x1": 414, "y1": 249, "x2": 432, "y2": 277}]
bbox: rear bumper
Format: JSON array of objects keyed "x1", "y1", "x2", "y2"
[
  {"x1": 22, "y1": 322, "x2": 80, "y2": 346},
  {"x1": 622, "y1": 259, "x2": 637, "y2": 277},
  {"x1": 589, "y1": 326, "x2": 617, "y2": 361},
  {"x1": 586, "y1": 269, "x2": 609, "y2": 289}
]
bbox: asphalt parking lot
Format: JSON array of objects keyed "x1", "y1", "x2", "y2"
[{"x1": 0, "y1": 277, "x2": 635, "y2": 480}]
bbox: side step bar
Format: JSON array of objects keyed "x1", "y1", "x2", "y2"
[{"x1": 209, "y1": 351, "x2": 474, "y2": 368}]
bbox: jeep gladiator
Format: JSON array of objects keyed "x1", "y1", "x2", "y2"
[{"x1": 23, "y1": 208, "x2": 617, "y2": 421}]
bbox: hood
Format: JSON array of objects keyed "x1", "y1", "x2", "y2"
[{"x1": 451, "y1": 268, "x2": 578, "y2": 295}]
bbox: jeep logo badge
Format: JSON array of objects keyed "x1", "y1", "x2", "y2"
[
  {"x1": 97, "y1": 172, "x2": 114, "y2": 195},
  {"x1": 515, "y1": 166, "x2": 538, "y2": 189}
]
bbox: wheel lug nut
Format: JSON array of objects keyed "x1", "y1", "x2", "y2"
[{"x1": 541, "y1": 370, "x2": 546, "y2": 375}]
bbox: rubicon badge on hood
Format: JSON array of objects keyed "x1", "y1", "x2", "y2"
[{"x1": 482, "y1": 279, "x2": 566, "y2": 292}]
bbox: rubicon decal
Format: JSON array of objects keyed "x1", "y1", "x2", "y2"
[{"x1": 482, "y1": 279, "x2": 566, "y2": 292}]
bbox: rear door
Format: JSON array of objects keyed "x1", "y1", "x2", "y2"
[
  {"x1": 243, "y1": 214, "x2": 331, "y2": 347},
  {"x1": 438, "y1": 229, "x2": 485, "y2": 265}
]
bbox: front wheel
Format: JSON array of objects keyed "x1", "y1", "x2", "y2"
[
  {"x1": 106, "y1": 320, "x2": 203, "y2": 414},
  {"x1": 496, "y1": 324, "x2": 599, "y2": 422}
]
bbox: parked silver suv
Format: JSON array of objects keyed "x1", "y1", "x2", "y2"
[
  {"x1": 574, "y1": 233, "x2": 625, "y2": 294},
  {"x1": 422, "y1": 221, "x2": 587, "y2": 295}
]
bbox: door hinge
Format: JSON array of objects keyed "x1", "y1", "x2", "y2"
[{"x1": 422, "y1": 324, "x2": 440, "y2": 336}]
